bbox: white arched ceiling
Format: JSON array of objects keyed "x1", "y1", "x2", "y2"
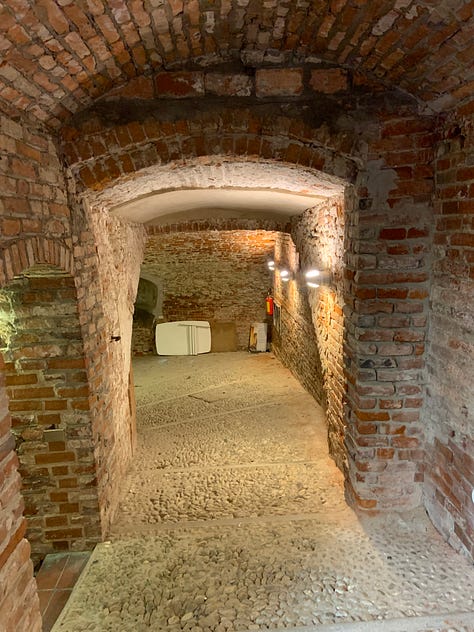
[{"x1": 92, "y1": 159, "x2": 346, "y2": 224}]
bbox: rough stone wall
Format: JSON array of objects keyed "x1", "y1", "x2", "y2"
[
  {"x1": 140, "y1": 229, "x2": 276, "y2": 350},
  {"x1": 292, "y1": 195, "x2": 347, "y2": 472},
  {"x1": 0, "y1": 270, "x2": 100, "y2": 564},
  {"x1": 271, "y1": 233, "x2": 326, "y2": 406},
  {"x1": 344, "y1": 113, "x2": 435, "y2": 510},
  {"x1": 84, "y1": 202, "x2": 146, "y2": 507},
  {"x1": 424, "y1": 105, "x2": 474, "y2": 561}
]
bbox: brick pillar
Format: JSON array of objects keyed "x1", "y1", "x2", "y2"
[
  {"x1": 0, "y1": 353, "x2": 42, "y2": 632},
  {"x1": 343, "y1": 114, "x2": 434, "y2": 510},
  {"x1": 424, "y1": 109, "x2": 474, "y2": 560}
]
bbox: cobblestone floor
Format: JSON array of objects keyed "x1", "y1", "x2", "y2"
[{"x1": 53, "y1": 353, "x2": 474, "y2": 632}]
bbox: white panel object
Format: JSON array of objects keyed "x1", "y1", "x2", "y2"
[
  {"x1": 249, "y1": 322, "x2": 268, "y2": 352},
  {"x1": 155, "y1": 321, "x2": 211, "y2": 355}
]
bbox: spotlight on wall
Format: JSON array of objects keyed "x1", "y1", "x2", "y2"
[
  {"x1": 267, "y1": 260, "x2": 276, "y2": 271},
  {"x1": 280, "y1": 269, "x2": 291, "y2": 282},
  {"x1": 305, "y1": 268, "x2": 330, "y2": 288}
]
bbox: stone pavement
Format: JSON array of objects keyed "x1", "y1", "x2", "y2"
[{"x1": 53, "y1": 353, "x2": 474, "y2": 632}]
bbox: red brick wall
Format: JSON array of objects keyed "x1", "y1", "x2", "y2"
[
  {"x1": 424, "y1": 105, "x2": 474, "y2": 561},
  {"x1": 343, "y1": 113, "x2": 435, "y2": 510},
  {"x1": 59, "y1": 96, "x2": 358, "y2": 194},
  {"x1": 0, "y1": 354, "x2": 41, "y2": 632},
  {"x1": 0, "y1": 270, "x2": 100, "y2": 564},
  {"x1": 138, "y1": 229, "x2": 277, "y2": 350},
  {"x1": 0, "y1": 113, "x2": 143, "y2": 628},
  {"x1": 0, "y1": 116, "x2": 73, "y2": 631}
]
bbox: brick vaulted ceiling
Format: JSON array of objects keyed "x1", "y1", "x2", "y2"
[{"x1": 1, "y1": 0, "x2": 474, "y2": 130}]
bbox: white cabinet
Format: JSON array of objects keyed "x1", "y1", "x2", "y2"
[{"x1": 155, "y1": 321, "x2": 211, "y2": 356}]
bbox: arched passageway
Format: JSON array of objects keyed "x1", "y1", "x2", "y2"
[
  {"x1": 83, "y1": 155, "x2": 353, "y2": 487},
  {"x1": 1, "y1": 3, "x2": 474, "y2": 625},
  {"x1": 45, "y1": 151, "x2": 474, "y2": 629}
]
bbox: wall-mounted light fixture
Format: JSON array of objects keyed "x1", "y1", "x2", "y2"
[
  {"x1": 304, "y1": 268, "x2": 331, "y2": 288},
  {"x1": 267, "y1": 261, "x2": 330, "y2": 287},
  {"x1": 305, "y1": 269, "x2": 321, "y2": 288}
]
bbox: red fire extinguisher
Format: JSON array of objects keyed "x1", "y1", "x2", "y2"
[{"x1": 265, "y1": 292, "x2": 274, "y2": 316}]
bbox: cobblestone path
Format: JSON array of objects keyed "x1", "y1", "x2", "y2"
[{"x1": 53, "y1": 353, "x2": 474, "y2": 632}]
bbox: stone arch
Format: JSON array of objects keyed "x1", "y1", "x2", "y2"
[{"x1": 61, "y1": 104, "x2": 361, "y2": 494}]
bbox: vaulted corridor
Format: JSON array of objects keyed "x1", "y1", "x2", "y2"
[{"x1": 52, "y1": 353, "x2": 474, "y2": 632}]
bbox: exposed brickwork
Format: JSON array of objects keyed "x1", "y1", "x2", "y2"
[
  {"x1": 83, "y1": 205, "x2": 146, "y2": 523},
  {"x1": 255, "y1": 68, "x2": 303, "y2": 97},
  {"x1": 70, "y1": 99, "x2": 444, "y2": 519},
  {"x1": 89, "y1": 159, "x2": 344, "y2": 221},
  {"x1": 424, "y1": 108, "x2": 474, "y2": 560},
  {"x1": 0, "y1": 115, "x2": 72, "y2": 276},
  {"x1": 139, "y1": 230, "x2": 277, "y2": 351},
  {"x1": 343, "y1": 115, "x2": 435, "y2": 511},
  {"x1": 0, "y1": 270, "x2": 100, "y2": 563},
  {"x1": 60, "y1": 102, "x2": 358, "y2": 194},
  {"x1": 291, "y1": 196, "x2": 347, "y2": 472},
  {"x1": 0, "y1": 113, "x2": 144, "y2": 627},
  {"x1": 0, "y1": 116, "x2": 75, "y2": 631},
  {"x1": 0, "y1": 354, "x2": 42, "y2": 632},
  {"x1": 310, "y1": 69, "x2": 348, "y2": 94},
  {"x1": 271, "y1": 233, "x2": 325, "y2": 406},
  {"x1": 148, "y1": 218, "x2": 291, "y2": 235},
  {"x1": 0, "y1": 1, "x2": 472, "y2": 626},
  {"x1": 0, "y1": 3, "x2": 473, "y2": 127}
]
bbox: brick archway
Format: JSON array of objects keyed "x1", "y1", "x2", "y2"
[
  {"x1": 62, "y1": 100, "x2": 434, "y2": 517},
  {"x1": 60, "y1": 106, "x2": 359, "y2": 196},
  {"x1": 0, "y1": 238, "x2": 74, "y2": 287},
  {"x1": 73, "y1": 142, "x2": 355, "y2": 507}
]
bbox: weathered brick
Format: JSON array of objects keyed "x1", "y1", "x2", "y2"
[
  {"x1": 256, "y1": 68, "x2": 303, "y2": 97},
  {"x1": 155, "y1": 71, "x2": 204, "y2": 98},
  {"x1": 205, "y1": 73, "x2": 253, "y2": 97},
  {"x1": 310, "y1": 68, "x2": 348, "y2": 94}
]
